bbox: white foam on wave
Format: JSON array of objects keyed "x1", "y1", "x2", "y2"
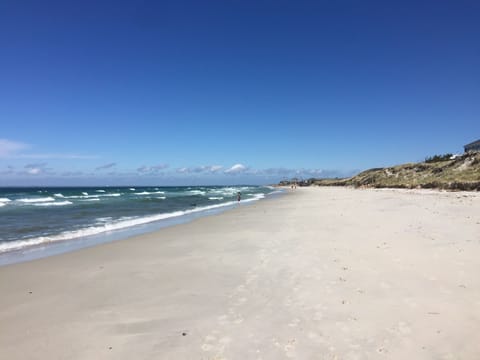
[
  {"x1": 0, "y1": 193, "x2": 267, "y2": 253},
  {"x1": 33, "y1": 201, "x2": 73, "y2": 207},
  {"x1": 156, "y1": 197, "x2": 166, "y2": 200},
  {"x1": 17, "y1": 197, "x2": 55, "y2": 203},
  {"x1": 82, "y1": 192, "x2": 88, "y2": 196},
  {"x1": 209, "y1": 187, "x2": 245, "y2": 197},
  {"x1": 134, "y1": 191, "x2": 165, "y2": 195},
  {"x1": 64, "y1": 194, "x2": 99, "y2": 199},
  {"x1": 96, "y1": 190, "x2": 106, "y2": 193},
  {"x1": 251, "y1": 193, "x2": 265, "y2": 200},
  {"x1": 64, "y1": 193, "x2": 121, "y2": 199},
  {"x1": 80, "y1": 198, "x2": 100, "y2": 202},
  {"x1": 209, "y1": 197, "x2": 224, "y2": 200},
  {"x1": 54, "y1": 193, "x2": 65, "y2": 198},
  {"x1": 0, "y1": 198, "x2": 11, "y2": 203},
  {"x1": 189, "y1": 190, "x2": 206, "y2": 195},
  {"x1": 129, "y1": 188, "x2": 136, "y2": 191}
]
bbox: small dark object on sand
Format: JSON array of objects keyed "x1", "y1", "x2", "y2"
[{"x1": 182, "y1": 332, "x2": 187, "y2": 336}]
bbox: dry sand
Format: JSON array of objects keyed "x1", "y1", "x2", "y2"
[{"x1": 0, "y1": 187, "x2": 479, "y2": 359}]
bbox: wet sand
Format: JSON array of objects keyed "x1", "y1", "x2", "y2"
[{"x1": 1, "y1": 187, "x2": 479, "y2": 359}]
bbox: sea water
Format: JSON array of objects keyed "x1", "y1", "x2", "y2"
[{"x1": 0, "y1": 186, "x2": 278, "y2": 264}]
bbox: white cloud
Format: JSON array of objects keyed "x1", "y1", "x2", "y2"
[
  {"x1": 176, "y1": 167, "x2": 189, "y2": 174},
  {"x1": 137, "y1": 164, "x2": 169, "y2": 174},
  {"x1": 95, "y1": 162, "x2": 116, "y2": 171},
  {"x1": 22, "y1": 163, "x2": 53, "y2": 176},
  {"x1": 207, "y1": 165, "x2": 223, "y2": 173},
  {"x1": 176, "y1": 166, "x2": 206, "y2": 174},
  {"x1": 152, "y1": 164, "x2": 169, "y2": 171},
  {"x1": 175, "y1": 165, "x2": 224, "y2": 174},
  {"x1": 224, "y1": 163, "x2": 247, "y2": 174},
  {"x1": 27, "y1": 168, "x2": 41, "y2": 175},
  {"x1": 0, "y1": 139, "x2": 29, "y2": 157},
  {"x1": 193, "y1": 165, "x2": 224, "y2": 173}
]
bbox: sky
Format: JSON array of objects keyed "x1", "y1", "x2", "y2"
[{"x1": 0, "y1": 0, "x2": 479, "y2": 186}]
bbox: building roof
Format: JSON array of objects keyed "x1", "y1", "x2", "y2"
[{"x1": 464, "y1": 139, "x2": 480, "y2": 148}]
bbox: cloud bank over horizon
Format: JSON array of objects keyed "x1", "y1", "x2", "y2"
[
  {"x1": 0, "y1": 137, "x2": 357, "y2": 185},
  {"x1": 0, "y1": 164, "x2": 356, "y2": 186},
  {"x1": 0, "y1": 138, "x2": 356, "y2": 186}
]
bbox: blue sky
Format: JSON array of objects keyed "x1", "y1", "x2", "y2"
[{"x1": 1, "y1": 0, "x2": 479, "y2": 185}]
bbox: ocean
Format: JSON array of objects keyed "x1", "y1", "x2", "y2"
[{"x1": 0, "y1": 185, "x2": 278, "y2": 263}]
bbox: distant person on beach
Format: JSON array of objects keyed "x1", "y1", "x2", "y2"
[{"x1": 237, "y1": 192, "x2": 241, "y2": 202}]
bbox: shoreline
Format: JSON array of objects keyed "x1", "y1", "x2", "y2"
[
  {"x1": 0, "y1": 189, "x2": 284, "y2": 266},
  {"x1": 1, "y1": 187, "x2": 479, "y2": 359}
]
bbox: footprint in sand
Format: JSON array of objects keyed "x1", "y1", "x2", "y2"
[
  {"x1": 236, "y1": 284, "x2": 246, "y2": 292},
  {"x1": 201, "y1": 343, "x2": 214, "y2": 351},
  {"x1": 288, "y1": 318, "x2": 301, "y2": 328},
  {"x1": 403, "y1": 297, "x2": 418, "y2": 308},
  {"x1": 234, "y1": 297, "x2": 248, "y2": 306},
  {"x1": 217, "y1": 314, "x2": 228, "y2": 325},
  {"x1": 391, "y1": 321, "x2": 411, "y2": 335},
  {"x1": 201, "y1": 334, "x2": 231, "y2": 358},
  {"x1": 313, "y1": 311, "x2": 324, "y2": 321},
  {"x1": 284, "y1": 338, "x2": 297, "y2": 357},
  {"x1": 233, "y1": 317, "x2": 244, "y2": 324}
]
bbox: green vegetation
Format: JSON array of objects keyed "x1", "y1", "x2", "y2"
[{"x1": 425, "y1": 153, "x2": 453, "y2": 163}]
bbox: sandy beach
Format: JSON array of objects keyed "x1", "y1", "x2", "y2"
[{"x1": 1, "y1": 187, "x2": 479, "y2": 359}]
